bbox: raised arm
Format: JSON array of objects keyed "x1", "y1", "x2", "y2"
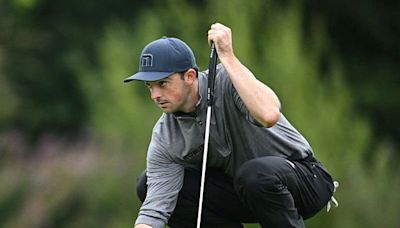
[{"x1": 208, "y1": 23, "x2": 281, "y2": 127}]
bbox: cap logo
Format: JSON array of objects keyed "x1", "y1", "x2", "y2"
[{"x1": 140, "y1": 54, "x2": 153, "y2": 68}]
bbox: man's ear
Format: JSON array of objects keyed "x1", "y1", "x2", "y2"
[{"x1": 185, "y1": 68, "x2": 197, "y2": 83}]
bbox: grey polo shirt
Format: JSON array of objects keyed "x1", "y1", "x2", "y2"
[{"x1": 135, "y1": 64, "x2": 313, "y2": 227}]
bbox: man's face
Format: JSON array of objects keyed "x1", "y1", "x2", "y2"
[{"x1": 145, "y1": 73, "x2": 193, "y2": 113}]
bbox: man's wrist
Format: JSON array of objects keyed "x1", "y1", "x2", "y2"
[{"x1": 135, "y1": 224, "x2": 152, "y2": 228}]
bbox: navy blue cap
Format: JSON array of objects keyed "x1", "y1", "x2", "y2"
[{"x1": 124, "y1": 37, "x2": 198, "y2": 82}]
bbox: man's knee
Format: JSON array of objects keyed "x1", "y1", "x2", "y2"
[{"x1": 136, "y1": 170, "x2": 147, "y2": 202}]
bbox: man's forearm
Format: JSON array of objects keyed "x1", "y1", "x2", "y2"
[{"x1": 221, "y1": 55, "x2": 281, "y2": 127}]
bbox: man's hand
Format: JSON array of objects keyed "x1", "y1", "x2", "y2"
[{"x1": 207, "y1": 23, "x2": 234, "y2": 61}]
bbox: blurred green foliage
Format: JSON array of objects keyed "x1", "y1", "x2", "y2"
[{"x1": 0, "y1": 0, "x2": 399, "y2": 227}]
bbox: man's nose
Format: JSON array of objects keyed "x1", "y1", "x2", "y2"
[{"x1": 150, "y1": 87, "x2": 161, "y2": 100}]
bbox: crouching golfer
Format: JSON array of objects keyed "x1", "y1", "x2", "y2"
[{"x1": 124, "y1": 23, "x2": 335, "y2": 228}]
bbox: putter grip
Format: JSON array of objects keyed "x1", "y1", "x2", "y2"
[{"x1": 207, "y1": 43, "x2": 218, "y2": 106}]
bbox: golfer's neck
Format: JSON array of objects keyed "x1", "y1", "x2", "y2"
[{"x1": 181, "y1": 80, "x2": 200, "y2": 113}]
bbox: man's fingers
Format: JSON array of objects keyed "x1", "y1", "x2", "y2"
[
  {"x1": 211, "y1": 22, "x2": 227, "y2": 30},
  {"x1": 208, "y1": 24, "x2": 229, "y2": 44},
  {"x1": 207, "y1": 22, "x2": 234, "y2": 59},
  {"x1": 207, "y1": 26, "x2": 220, "y2": 44}
]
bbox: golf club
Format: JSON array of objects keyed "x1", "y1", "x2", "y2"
[{"x1": 196, "y1": 42, "x2": 218, "y2": 228}]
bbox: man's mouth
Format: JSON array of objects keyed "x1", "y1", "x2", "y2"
[{"x1": 157, "y1": 101, "x2": 168, "y2": 107}]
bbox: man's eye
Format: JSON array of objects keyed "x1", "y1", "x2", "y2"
[
  {"x1": 144, "y1": 82, "x2": 151, "y2": 88},
  {"x1": 159, "y1": 81, "x2": 167, "y2": 87}
]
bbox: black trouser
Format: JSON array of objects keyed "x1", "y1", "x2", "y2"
[{"x1": 136, "y1": 156, "x2": 334, "y2": 228}]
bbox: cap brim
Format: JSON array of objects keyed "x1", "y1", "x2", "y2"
[{"x1": 123, "y1": 71, "x2": 173, "y2": 83}]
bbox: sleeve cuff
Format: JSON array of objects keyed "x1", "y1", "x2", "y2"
[{"x1": 135, "y1": 215, "x2": 166, "y2": 228}]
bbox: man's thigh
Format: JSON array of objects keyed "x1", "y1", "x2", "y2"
[
  {"x1": 233, "y1": 156, "x2": 333, "y2": 224},
  {"x1": 290, "y1": 158, "x2": 334, "y2": 219}
]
